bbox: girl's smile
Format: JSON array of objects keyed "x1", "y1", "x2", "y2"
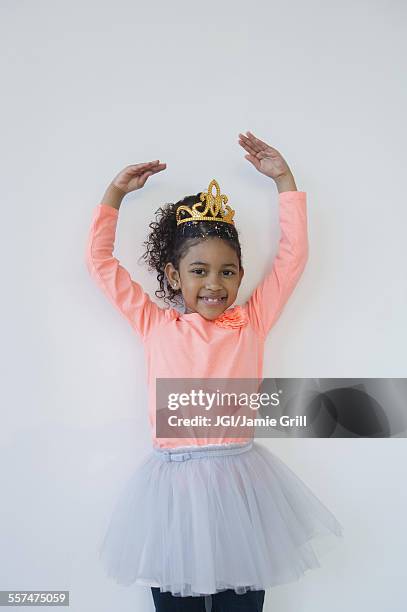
[
  {"x1": 198, "y1": 295, "x2": 228, "y2": 310},
  {"x1": 199, "y1": 296, "x2": 227, "y2": 305}
]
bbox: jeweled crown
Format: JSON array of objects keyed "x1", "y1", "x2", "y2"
[{"x1": 176, "y1": 179, "x2": 235, "y2": 226}]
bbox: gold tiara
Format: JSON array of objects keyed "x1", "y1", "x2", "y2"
[{"x1": 176, "y1": 179, "x2": 235, "y2": 226}]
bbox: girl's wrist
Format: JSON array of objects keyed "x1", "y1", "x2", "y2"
[
  {"x1": 275, "y1": 172, "x2": 297, "y2": 193},
  {"x1": 101, "y1": 182, "x2": 126, "y2": 210}
]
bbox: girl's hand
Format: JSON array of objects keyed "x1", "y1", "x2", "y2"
[
  {"x1": 111, "y1": 160, "x2": 167, "y2": 194},
  {"x1": 238, "y1": 131, "x2": 291, "y2": 181}
]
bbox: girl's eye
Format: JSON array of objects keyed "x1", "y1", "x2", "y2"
[{"x1": 191, "y1": 269, "x2": 235, "y2": 277}]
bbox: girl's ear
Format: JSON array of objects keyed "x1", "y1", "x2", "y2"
[
  {"x1": 164, "y1": 262, "x2": 172, "y2": 285},
  {"x1": 164, "y1": 262, "x2": 179, "y2": 288}
]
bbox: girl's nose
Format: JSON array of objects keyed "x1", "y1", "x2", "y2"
[{"x1": 205, "y1": 280, "x2": 223, "y2": 290}]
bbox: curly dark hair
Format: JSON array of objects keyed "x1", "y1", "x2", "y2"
[{"x1": 138, "y1": 192, "x2": 243, "y2": 308}]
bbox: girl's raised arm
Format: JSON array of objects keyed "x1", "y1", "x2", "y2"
[
  {"x1": 244, "y1": 190, "x2": 308, "y2": 339},
  {"x1": 238, "y1": 131, "x2": 309, "y2": 339},
  {"x1": 85, "y1": 163, "x2": 172, "y2": 342}
]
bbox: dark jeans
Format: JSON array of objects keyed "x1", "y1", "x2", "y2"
[{"x1": 151, "y1": 587, "x2": 265, "y2": 612}]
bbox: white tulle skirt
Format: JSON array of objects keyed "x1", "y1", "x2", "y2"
[{"x1": 99, "y1": 440, "x2": 344, "y2": 598}]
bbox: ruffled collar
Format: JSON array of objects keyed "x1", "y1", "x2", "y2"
[
  {"x1": 213, "y1": 305, "x2": 248, "y2": 329},
  {"x1": 179, "y1": 305, "x2": 249, "y2": 330}
]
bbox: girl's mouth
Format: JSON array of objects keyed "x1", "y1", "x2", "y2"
[{"x1": 199, "y1": 297, "x2": 227, "y2": 306}]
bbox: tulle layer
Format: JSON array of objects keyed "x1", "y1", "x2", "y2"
[{"x1": 99, "y1": 442, "x2": 343, "y2": 597}]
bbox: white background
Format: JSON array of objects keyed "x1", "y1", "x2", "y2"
[{"x1": 1, "y1": 0, "x2": 406, "y2": 610}]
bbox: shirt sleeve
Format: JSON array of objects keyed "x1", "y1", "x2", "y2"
[
  {"x1": 85, "y1": 203, "x2": 172, "y2": 342},
  {"x1": 243, "y1": 191, "x2": 309, "y2": 339}
]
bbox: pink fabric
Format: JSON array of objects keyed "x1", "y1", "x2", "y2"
[{"x1": 85, "y1": 191, "x2": 308, "y2": 448}]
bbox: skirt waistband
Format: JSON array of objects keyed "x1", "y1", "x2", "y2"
[{"x1": 153, "y1": 441, "x2": 254, "y2": 462}]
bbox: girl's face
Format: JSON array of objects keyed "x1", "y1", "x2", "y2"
[{"x1": 165, "y1": 237, "x2": 244, "y2": 320}]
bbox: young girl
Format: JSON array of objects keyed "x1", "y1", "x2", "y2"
[{"x1": 86, "y1": 131, "x2": 343, "y2": 612}]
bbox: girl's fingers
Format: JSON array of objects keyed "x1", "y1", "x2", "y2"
[
  {"x1": 143, "y1": 161, "x2": 165, "y2": 168},
  {"x1": 239, "y1": 133, "x2": 262, "y2": 154},
  {"x1": 128, "y1": 162, "x2": 166, "y2": 173},
  {"x1": 239, "y1": 133, "x2": 255, "y2": 146},
  {"x1": 129, "y1": 160, "x2": 161, "y2": 170},
  {"x1": 242, "y1": 131, "x2": 278, "y2": 153},
  {"x1": 246, "y1": 131, "x2": 267, "y2": 147},
  {"x1": 243, "y1": 145, "x2": 258, "y2": 157},
  {"x1": 238, "y1": 138, "x2": 258, "y2": 157},
  {"x1": 140, "y1": 166, "x2": 165, "y2": 181},
  {"x1": 135, "y1": 170, "x2": 153, "y2": 184},
  {"x1": 245, "y1": 154, "x2": 260, "y2": 169}
]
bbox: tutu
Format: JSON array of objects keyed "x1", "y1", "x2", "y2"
[{"x1": 99, "y1": 440, "x2": 344, "y2": 598}]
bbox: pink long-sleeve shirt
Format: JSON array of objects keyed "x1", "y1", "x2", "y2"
[{"x1": 86, "y1": 191, "x2": 308, "y2": 449}]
